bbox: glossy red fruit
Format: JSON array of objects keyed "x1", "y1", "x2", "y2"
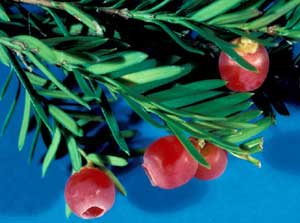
[
  {"x1": 143, "y1": 135, "x2": 198, "y2": 189},
  {"x1": 64, "y1": 167, "x2": 115, "y2": 219},
  {"x1": 190, "y1": 138, "x2": 228, "y2": 180},
  {"x1": 218, "y1": 37, "x2": 269, "y2": 92}
]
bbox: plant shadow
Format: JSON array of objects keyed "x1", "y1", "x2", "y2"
[
  {"x1": 125, "y1": 167, "x2": 207, "y2": 213},
  {"x1": 263, "y1": 130, "x2": 300, "y2": 175},
  {"x1": 0, "y1": 141, "x2": 67, "y2": 216}
]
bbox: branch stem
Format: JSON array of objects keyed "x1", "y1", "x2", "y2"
[
  {"x1": 11, "y1": 0, "x2": 62, "y2": 8},
  {"x1": 11, "y1": 0, "x2": 132, "y2": 19}
]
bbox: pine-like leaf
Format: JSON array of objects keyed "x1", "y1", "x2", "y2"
[
  {"x1": 147, "y1": 80, "x2": 226, "y2": 100},
  {"x1": 7, "y1": 50, "x2": 52, "y2": 132},
  {"x1": 0, "y1": 67, "x2": 14, "y2": 100},
  {"x1": 26, "y1": 71, "x2": 48, "y2": 87},
  {"x1": 0, "y1": 3, "x2": 10, "y2": 22},
  {"x1": 63, "y1": 2, "x2": 104, "y2": 35},
  {"x1": 43, "y1": 7, "x2": 69, "y2": 37},
  {"x1": 131, "y1": 64, "x2": 192, "y2": 93},
  {"x1": 49, "y1": 105, "x2": 84, "y2": 137},
  {"x1": 244, "y1": 0, "x2": 300, "y2": 29},
  {"x1": 207, "y1": 8, "x2": 261, "y2": 25},
  {"x1": 42, "y1": 127, "x2": 61, "y2": 177},
  {"x1": 148, "y1": 20, "x2": 205, "y2": 55},
  {"x1": 190, "y1": 0, "x2": 243, "y2": 22},
  {"x1": 18, "y1": 91, "x2": 31, "y2": 151},
  {"x1": 286, "y1": 4, "x2": 300, "y2": 28},
  {"x1": 166, "y1": 117, "x2": 210, "y2": 168},
  {"x1": 66, "y1": 135, "x2": 82, "y2": 172},
  {"x1": 157, "y1": 91, "x2": 224, "y2": 109},
  {"x1": 123, "y1": 95, "x2": 165, "y2": 128},
  {"x1": 179, "y1": 21, "x2": 256, "y2": 71},
  {"x1": 0, "y1": 81, "x2": 21, "y2": 136},
  {"x1": 27, "y1": 52, "x2": 90, "y2": 109},
  {"x1": 110, "y1": 59, "x2": 157, "y2": 79},
  {"x1": 102, "y1": 155, "x2": 128, "y2": 167},
  {"x1": 122, "y1": 65, "x2": 188, "y2": 84},
  {"x1": 100, "y1": 93, "x2": 130, "y2": 155},
  {"x1": 0, "y1": 45, "x2": 10, "y2": 66},
  {"x1": 12, "y1": 35, "x2": 57, "y2": 63},
  {"x1": 65, "y1": 204, "x2": 72, "y2": 218},
  {"x1": 73, "y1": 70, "x2": 95, "y2": 97},
  {"x1": 225, "y1": 117, "x2": 274, "y2": 143},
  {"x1": 183, "y1": 93, "x2": 253, "y2": 115},
  {"x1": 227, "y1": 110, "x2": 263, "y2": 122},
  {"x1": 43, "y1": 36, "x2": 108, "y2": 51},
  {"x1": 87, "y1": 153, "x2": 127, "y2": 196},
  {"x1": 28, "y1": 116, "x2": 41, "y2": 163},
  {"x1": 87, "y1": 51, "x2": 148, "y2": 75},
  {"x1": 209, "y1": 101, "x2": 253, "y2": 117}
]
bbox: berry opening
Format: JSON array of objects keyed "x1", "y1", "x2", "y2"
[
  {"x1": 142, "y1": 164, "x2": 157, "y2": 187},
  {"x1": 82, "y1": 206, "x2": 104, "y2": 219},
  {"x1": 233, "y1": 37, "x2": 259, "y2": 54}
]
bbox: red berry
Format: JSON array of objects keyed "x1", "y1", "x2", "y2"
[
  {"x1": 190, "y1": 138, "x2": 228, "y2": 180},
  {"x1": 218, "y1": 37, "x2": 269, "y2": 92},
  {"x1": 142, "y1": 135, "x2": 198, "y2": 189},
  {"x1": 64, "y1": 167, "x2": 115, "y2": 219}
]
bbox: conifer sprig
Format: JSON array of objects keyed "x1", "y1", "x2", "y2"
[{"x1": 2, "y1": 0, "x2": 298, "y2": 182}]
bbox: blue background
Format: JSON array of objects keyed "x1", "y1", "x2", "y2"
[{"x1": 1, "y1": 62, "x2": 300, "y2": 223}]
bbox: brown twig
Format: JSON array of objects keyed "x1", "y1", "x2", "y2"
[
  {"x1": 11, "y1": 0, "x2": 131, "y2": 19},
  {"x1": 11, "y1": 0, "x2": 62, "y2": 8},
  {"x1": 96, "y1": 7, "x2": 131, "y2": 20}
]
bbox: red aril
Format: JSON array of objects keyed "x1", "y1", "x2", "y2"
[
  {"x1": 143, "y1": 135, "x2": 198, "y2": 189},
  {"x1": 190, "y1": 137, "x2": 228, "y2": 180},
  {"x1": 64, "y1": 167, "x2": 115, "y2": 219},
  {"x1": 218, "y1": 37, "x2": 269, "y2": 92}
]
